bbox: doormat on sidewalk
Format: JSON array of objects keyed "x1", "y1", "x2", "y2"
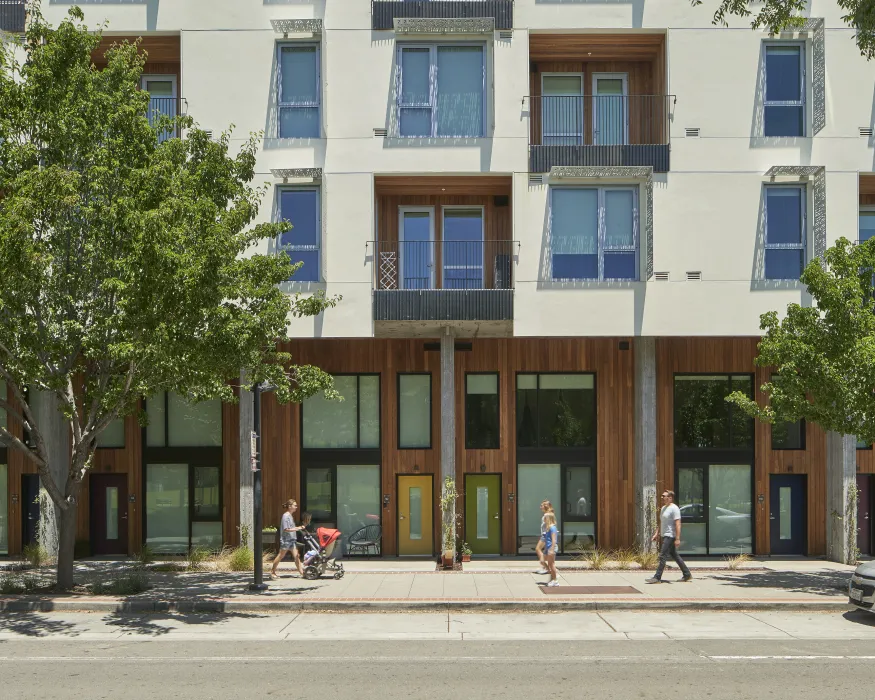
[{"x1": 541, "y1": 586, "x2": 640, "y2": 595}]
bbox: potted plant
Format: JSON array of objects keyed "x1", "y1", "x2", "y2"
[
  {"x1": 439, "y1": 477, "x2": 458, "y2": 569},
  {"x1": 460, "y1": 542, "x2": 472, "y2": 563}
]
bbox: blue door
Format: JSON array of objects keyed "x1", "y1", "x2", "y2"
[{"x1": 769, "y1": 474, "x2": 807, "y2": 555}]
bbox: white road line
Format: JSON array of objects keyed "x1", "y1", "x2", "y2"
[{"x1": 0, "y1": 655, "x2": 873, "y2": 663}]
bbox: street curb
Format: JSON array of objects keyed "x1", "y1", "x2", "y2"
[{"x1": 0, "y1": 599, "x2": 854, "y2": 614}]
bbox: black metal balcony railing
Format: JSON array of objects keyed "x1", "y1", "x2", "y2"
[
  {"x1": 374, "y1": 239, "x2": 515, "y2": 291},
  {"x1": 527, "y1": 94, "x2": 673, "y2": 173},
  {"x1": 372, "y1": 0, "x2": 514, "y2": 30},
  {"x1": 0, "y1": 0, "x2": 25, "y2": 33},
  {"x1": 147, "y1": 97, "x2": 182, "y2": 142}
]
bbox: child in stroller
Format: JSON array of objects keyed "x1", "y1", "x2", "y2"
[{"x1": 298, "y1": 527, "x2": 345, "y2": 580}]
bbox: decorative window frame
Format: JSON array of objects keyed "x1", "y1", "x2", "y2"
[
  {"x1": 764, "y1": 166, "x2": 825, "y2": 259},
  {"x1": 276, "y1": 42, "x2": 322, "y2": 139}
]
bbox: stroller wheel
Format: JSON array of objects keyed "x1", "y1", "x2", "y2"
[
  {"x1": 303, "y1": 565, "x2": 320, "y2": 581},
  {"x1": 334, "y1": 570, "x2": 344, "y2": 580}
]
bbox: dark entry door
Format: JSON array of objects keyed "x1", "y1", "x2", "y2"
[
  {"x1": 90, "y1": 474, "x2": 128, "y2": 555},
  {"x1": 21, "y1": 474, "x2": 40, "y2": 547},
  {"x1": 769, "y1": 474, "x2": 807, "y2": 555},
  {"x1": 858, "y1": 475, "x2": 873, "y2": 556}
]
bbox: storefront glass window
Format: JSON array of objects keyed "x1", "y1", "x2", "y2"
[
  {"x1": 305, "y1": 467, "x2": 333, "y2": 524},
  {"x1": 337, "y1": 465, "x2": 380, "y2": 550},
  {"x1": 562, "y1": 522, "x2": 595, "y2": 553},
  {"x1": 146, "y1": 394, "x2": 166, "y2": 447},
  {"x1": 708, "y1": 464, "x2": 753, "y2": 554},
  {"x1": 398, "y1": 374, "x2": 431, "y2": 448},
  {"x1": 517, "y1": 464, "x2": 561, "y2": 554},
  {"x1": 564, "y1": 466, "x2": 592, "y2": 519},
  {"x1": 146, "y1": 464, "x2": 189, "y2": 554},
  {"x1": 193, "y1": 466, "x2": 220, "y2": 520},
  {"x1": 303, "y1": 375, "x2": 380, "y2": 449},
  {"x1": 516, "y1": 374, "x2": 595, "y2": 448},
  {"x1": 167, "y1": 394, "x2": 221, "y2": 447},
  {"x1": 191, "y1": 522, "x2": 223, "y2": 550},
  {"x1": 359, "y1": 376, "x2": 380, "y2": 449},
  {"x1": 674, "y1": 375, "x2": 753, "y2": 449},
  {"x1": 96, "y1": 418, "x2": 125, "y2": 448}
]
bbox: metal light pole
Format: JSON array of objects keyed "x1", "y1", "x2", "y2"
[{"x1": 249, "y1": 381, "x2": 268, "y2": 591}]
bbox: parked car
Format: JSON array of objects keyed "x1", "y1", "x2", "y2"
[{"x1": 849, "y1": 561, "x2": 875, "y2": 613}]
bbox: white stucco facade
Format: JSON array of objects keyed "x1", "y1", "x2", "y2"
[{"x1": 41, "y1": 0, "x2": 875, "y2": 338}]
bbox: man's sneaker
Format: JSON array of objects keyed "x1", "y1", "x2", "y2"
[
  {"x1": 546, "y1": 580, "x2": 559, "y2": 587},
  {"x1": 644, "y1": 577, "x2": 661, "y2": 584},
  {"x1": 681, "y1": 574, "x2": 693, "y2": 582},
  {"x1": 535, "y1": 569, "x2": 549, "y2": 574}
]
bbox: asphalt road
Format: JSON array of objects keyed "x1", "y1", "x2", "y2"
[{"x1": 0, "y1": 639, "x2": 873, "y2": 699}]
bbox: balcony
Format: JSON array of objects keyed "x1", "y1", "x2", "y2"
[
  {"x1": 371, "y1": 0, "x2": 513, "y2": 30},
  {"x1": 0, "y1": 0, "x2": 25, "y2": 33},
  {"x1": 527, "y1": 94, "x2": 672, "y2": 173},
  {"x1": 373, "y1": 239, "x2": 516, "y2": 327},
  {"x1": 147, "y1": 96, "x2": 185, "y2": 142}
]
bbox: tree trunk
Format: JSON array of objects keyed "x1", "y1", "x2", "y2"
[
  {"x1": 33, "y1": 387, "x2": 70, "y2": 562},
  {"x1": 56, "y1": 499, "x2": 79, "y2": 590}
]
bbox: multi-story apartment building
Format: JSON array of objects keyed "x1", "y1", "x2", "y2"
[{"x1": 2, "y1": 0, "x2": 874, "y2": 562}]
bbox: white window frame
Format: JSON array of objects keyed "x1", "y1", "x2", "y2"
[
  {"x1": 764, "y1": 184, "x2": 807, "y2": 281},
  {"x1": 763, "y1": 42, "x2": 806, "y2": 137},
  {"x1": 441, "y1": 205, "x2": 485, "y2": 289},
  {"x1": 277, "y1": 42, "x2": 321, "y2": 139},
  {"x1": 398, "y1": 206, "x2": 435, "y2": 289},
  {"x1": 591, "y1": 72, "x2": 629, "y2": 146},
  {"x1": 396, "y1": 42, "x2": 486, "y2": 138},
  {"x1": 540, "y1": 73, "x2": 584, "y2": 145},
  {"x1": 550, "y1": 186, "x2": 640, "y2": 282},
  {"x1": 277, "y1": 186, "x2": 321, "y2": 283}
]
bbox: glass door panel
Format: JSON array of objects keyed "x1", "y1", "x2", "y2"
[
  {"x1": 337, "y1": 465, "x2": 380, "y2": 553},
  {"x1": 442, "y1": 208, "x2": 484, "y2": 289},
  {"x1": 193, "y1": 466, "x2": 221, "y2": 519},
  {"x1": 542, "y1": 74, "x2": 583, "y2": 145},
  {"x1": 305, "y1": 467, "x2": 334, "y2": 526},
  {"x1": 409, "y1": 487, "x2": 422, "y2": 540},
  {"x1": 106, "y1": 487, "x2": 119, "y2": 540},
  {"x1": 516, "y1": 464, "x2": 561, "y2": 554},
  {"x1": 592, "y1": 74, "x2": 628, "y2": 145},
  {"x1": 398, "y1": 475, "x2": 433, "y2": 555},
  {"x1": 400, "y1": 209, "x2": 434, "y2": 289},
  {"x1": 708, "y1": 464, "x2": 753, "y2": 554}
]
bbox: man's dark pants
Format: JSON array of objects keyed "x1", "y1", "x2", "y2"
[{"x1": 654, "y1": 535, "x2": 691, "y2": 580}]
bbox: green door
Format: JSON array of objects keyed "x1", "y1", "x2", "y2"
[{"x1": 465, "y1": 474, "x2": 501, "y2": 554}]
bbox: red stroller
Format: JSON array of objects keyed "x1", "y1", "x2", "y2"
[{"x1": 300, "y1": 527, "x2": 345, "y2": 580}]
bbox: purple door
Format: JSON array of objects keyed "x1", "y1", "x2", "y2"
[{"x1": 858, "y1": 475, "x2": 872, "y2": 556}]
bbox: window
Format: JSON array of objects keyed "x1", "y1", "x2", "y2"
[
  {"x1": 772, "y1": 420, "x2": 805, "y2": 450},
  {"x1": 857, "y1": 437, "x2": 871, "y2": 450},
  {"x1": 676, "y1": 464, "x2": 753, "y2": 556},
  {"x1": 146, "y1": 392, "x2": 222, "y2": 448},
  {"x1": 770, "y1": 373, "x2": 805, "y2": 450},
  {"x1": 398, "y1": 374, "x2": 431, "y2": 449},
  {"x1": 674, "y1": 375, "x2": 754, "y2": 449},
  {"x1": 860, "y1": 210, "x2": 875, "y2": 243},
  {"x1": 96, "y1": 418, "x2": 125, "y2": 449},
  {"x1": 517, "y1": 374, "x2": 596, "y2": 449},
  {"x1": 551, "y1": 187, "x2": 638, "y2": 281},
  {"x1": 303, "y1": 375, "x2": 380, "y2": 449},
  {"x1": 517, "y1": 463, "x2": 595, "y2": 554},
  {"x1": 764, "y1": 44, "x2": 804, "y2": 137},
  {"x1": 764, "y1": 186, "x2": 806, "y2": 280},
  {"x1": 278, "y1": 44, "x2": 320, "y2": 138},
  {"x1": 303, "y1": 464, "x2": 381, "y2": 554},
  {"x1": 397, "y1": 44, "x2": 484, "y2": 137},
  {"x1": 279, "y1": 188, "x2": 320, "y2": 282},
  {"x1": 145, "y1": 463, "x2": 223, "y2": 554},
  {"x1": 466, "y1": 373, "x2": 499, "y2": 449}
]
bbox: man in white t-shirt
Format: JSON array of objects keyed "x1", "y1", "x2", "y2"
[{"x1": 645, "y1": 490, "x2": 692, "y2": 584}]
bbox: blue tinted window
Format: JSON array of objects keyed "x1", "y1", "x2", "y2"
[
  {"x1": 278, "y1": 45, "x2": 320, "y2": 138},
  {"x1": 764, "y1": 45, "x2": 804, "y2": 137},
  {"x1": 860, "y1": 212, "x2": 875, "y2": 242},
  {"x1": 279, "y1": 189, "x2": 320, "y2": 282},
  {"x1": 764, "y1": 187, "x2": 805, "y2": 280},
  {"x1": 551, "y1": 187, "x2": 638, "y2": 281}
]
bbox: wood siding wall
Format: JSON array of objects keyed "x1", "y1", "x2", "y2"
[
  {"x1": 861, "y1": 174, "x2": 875, "y2": 207},
  {"x1": 263, "y1": 338, "x2": 634, "y2": 555},
  {"x1": 655, "y1": 337, "x2": 858, "y2": 557}
]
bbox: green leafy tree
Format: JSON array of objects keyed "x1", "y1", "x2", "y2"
[
  {"x1": 693, "y1": 0, "x2": 875, "y2": 59},
  {"x1": 0, "y1": 8, "x2": 338, "y2": 589},
  {"x1": 726, "y1": 238, "x2": 875, "y2": 443}
]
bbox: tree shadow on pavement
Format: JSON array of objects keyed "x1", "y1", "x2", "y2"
[
  {"x1": 709, "y1": 570, "x2": 850, "y2": 596},
  {"x1": 101, "y1": 611, "x2": 265, "y2": 637},
  {"x1": 0, "y1": 611, "x2": 79, "y2": 638}
]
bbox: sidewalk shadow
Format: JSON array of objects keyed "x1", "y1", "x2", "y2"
[
  {"x1": 101, "y1": 611, "x2": 264, "y2": 637},
  {"x1": 709, "y1": 570, "x2": 849, "y2": 597},
  {"x1": 0, "y1": 611, "x2": 79, "y2": 639}
]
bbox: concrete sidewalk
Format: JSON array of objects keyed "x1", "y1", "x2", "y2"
[{"x1": 0, "y1": 557, "x2": 858, "y2": 613}]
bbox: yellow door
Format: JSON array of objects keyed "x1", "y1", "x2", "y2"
[{"x1": 398, "y1": 475, "x2": 433, "y2": 555}]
